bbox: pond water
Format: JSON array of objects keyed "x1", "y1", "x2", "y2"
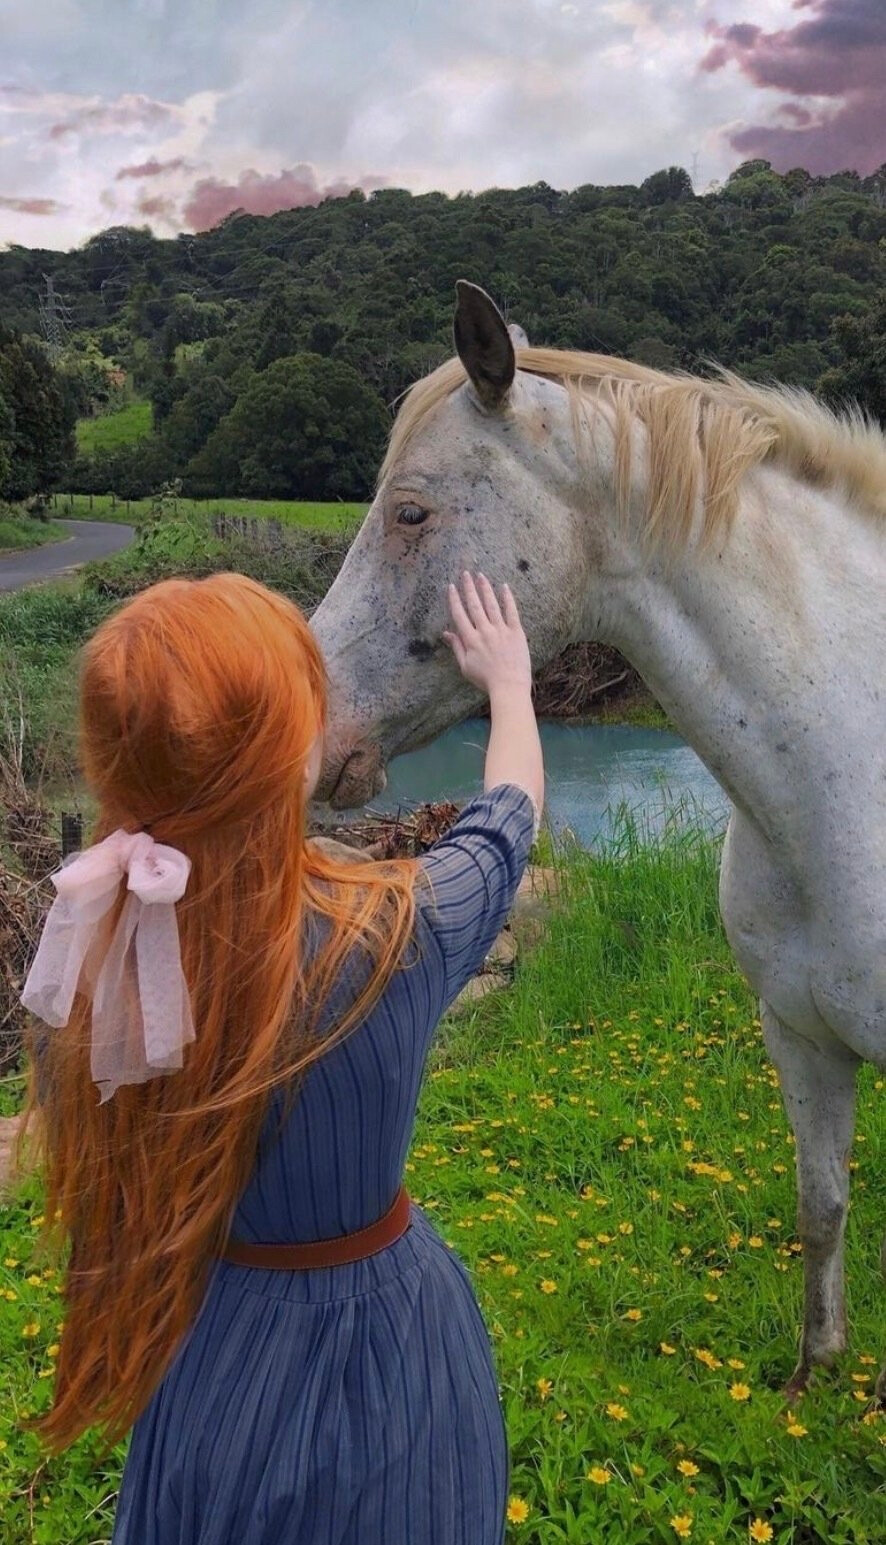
[{"x1": 365, "y1": 720, "x2": 731, "y2": 849}]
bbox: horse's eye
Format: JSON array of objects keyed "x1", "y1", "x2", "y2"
[{"x1": 397, "y1": 503, "x2": 430, "y2": 527}]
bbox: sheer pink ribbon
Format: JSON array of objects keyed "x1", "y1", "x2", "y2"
[{"x1": 21, "y1": 830, "x2": 194, "y2": 1104}]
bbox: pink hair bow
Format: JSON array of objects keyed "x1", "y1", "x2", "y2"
[{"x1": 21, "y1": 830, "x2": 195, "y2": 1104}]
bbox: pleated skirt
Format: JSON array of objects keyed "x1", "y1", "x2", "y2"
[{"x1": 111, "y1": 1207, "x2": 507, "y2": 1545}]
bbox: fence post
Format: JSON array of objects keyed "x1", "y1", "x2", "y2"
[{"x1": 60, "y1": 812, "x2": 83, "y2": 860}]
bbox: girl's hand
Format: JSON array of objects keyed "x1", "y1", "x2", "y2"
[{"x1": 443, "y1": 572, "x2": 532, "y2": 700}]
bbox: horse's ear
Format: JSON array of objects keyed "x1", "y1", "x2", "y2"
[
  {"x1": 508, "y1": 322, "x2": 529, "y2": 348},
  {"x1": 453, "y1": 281, "x2": 515, "y2": 410}
]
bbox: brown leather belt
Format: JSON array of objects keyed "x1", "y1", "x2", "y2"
[{"x1": 221, "y1": 1186, "x2": 412, "y2": 1270}]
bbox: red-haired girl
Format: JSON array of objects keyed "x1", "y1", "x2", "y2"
[{"x1": 19, "y1": 570, "x2": 544, "y2": 1545}]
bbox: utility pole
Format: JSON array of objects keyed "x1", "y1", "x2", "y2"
[
  {"x1": 690, "y1": 151, "x2": 701, "y2": 191},
  {"x1": 38, "y1": 272, "x2": 71, "y2": 362}
]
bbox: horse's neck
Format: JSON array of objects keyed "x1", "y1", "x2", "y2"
[{"x1": 589, "y1": 466, "x2": 881, "y2": 838}]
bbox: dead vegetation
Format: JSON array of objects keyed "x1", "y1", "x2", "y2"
[
  {"x1": 534, "y1": 642, "x2": 640, "y2": 718},
  {"x1": 309, "y1": 800, "x2": 462, "y2": 860},
  {"x1": 0, "y1": 687, "x2": 57, "y2": 1076}
]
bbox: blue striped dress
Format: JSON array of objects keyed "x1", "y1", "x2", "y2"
[{"x1": 111, "y1": 784, "x2": 535, "y2": 1545}]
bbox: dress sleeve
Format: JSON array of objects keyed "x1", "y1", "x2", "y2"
[{"x1": 417, "y1": 783, "x2": 537, "y2": 1008}]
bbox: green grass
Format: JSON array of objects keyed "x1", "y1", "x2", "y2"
[
  {"x1": 74, "y1": 402, "x2": 152, "y2": 455},
  {"x1": 0, "y1": 518, "x2": 353, "y2": 784},
  {"x1": 1, "y1": 827, "x2": 884, "y2": 1541},
  {"x1": 0, "y1": 518, "x2": 67, "y2": 556},
  {"x1": 53, "y1": 494, "x2": 368, "y2": 532}
]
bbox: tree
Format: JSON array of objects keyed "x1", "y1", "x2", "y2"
[
  {"x1": 818, "y1": 299, "x2": 886, "y2": 424},
  {"x1": 0, "y1": 330, "x2": 76, "y2": 500},
  {"x1": 639, "y1": 167, "x2": 694, "y2": 206},
  {"x1": 160, "y1": 371, "x2": 237, "y2": 468},
  {"x1": 185, "y1": 354, "x2": 389, "y2": 500}
]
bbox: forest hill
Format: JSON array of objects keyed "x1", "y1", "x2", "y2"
[{"x1": 0, "y1": 159, "x2": 884, "y2": 509}]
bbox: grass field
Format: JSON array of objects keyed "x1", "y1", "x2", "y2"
[
  {"x1": 74, "y1": 402, "x2": 153, "y2": 455},
  {"x1": 0, "y1": 518, "x2": 67, "y2": 556},
  {"x1": 53, "y1": 493, "x2": 367, "y2": 532},
  {"x1": 1, "y1": 826, "x2": 884, "y2": 1542}
]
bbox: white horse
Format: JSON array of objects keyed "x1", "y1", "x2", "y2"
[{"x1": 311, "y1": 281, "x2": 886, "y2": 1400}]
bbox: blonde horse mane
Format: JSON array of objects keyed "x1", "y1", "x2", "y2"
[{"x1": 380, "y1": 347, "x2": 886, "y2": 550}]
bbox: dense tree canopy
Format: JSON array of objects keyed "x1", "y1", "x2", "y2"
[
  {"x1": 1, "y1": 161, "x2": 883, "y2": 499},
  {"x1": 0, "y1": 330, "x2": 76, "y2": 500},
  {"x1": 818, "y1": 297, "x2": 886, "y2": 423},
  {"x1": 186, "y1": 354, "x2": 389, "y2": 500}
]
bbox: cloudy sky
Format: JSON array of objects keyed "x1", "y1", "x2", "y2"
[{"x1": 1, "y1": 0, "x2": 883, "y2": 250}]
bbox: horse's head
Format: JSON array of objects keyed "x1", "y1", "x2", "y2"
[{"x1": 311, "y1": 282, "x2": 594, "y2": 807}]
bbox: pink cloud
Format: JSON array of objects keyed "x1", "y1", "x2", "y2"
[
  {"x1": 48, "y1": 93, "x2": 174, "y2": 142},
  {"x1": 182, "y1": 164, "x2": 387, "y2": 230},
  {"x1": 0, "y1": 194, "x2": 63, "y2": 214},
  {"x1": 116, "y1": 156, "x2": 189, "y2": 181},
  {"x1": 703, "y1": 0, "x2": 886, "y2": 174}
]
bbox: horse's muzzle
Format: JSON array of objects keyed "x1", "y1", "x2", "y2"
[{"x1": 318, "y1": 742, "x2": 387, "y2": 810}]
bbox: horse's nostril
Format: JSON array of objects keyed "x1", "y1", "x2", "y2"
[{"x1": 324, "y1": 743, "x2": 386, "y2": 811}]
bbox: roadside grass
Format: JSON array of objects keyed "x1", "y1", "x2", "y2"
[
  {"x1": 1, "y1": 825, "x2": 884, "y2": 1541},
  {"x1": 53, "y1": 493, "x2": 367, "y2": 532},
  {"x1": 0, "y1": 519, "x2": 68, "y2": 556},
  {"x1": 0, "y1": 518, "x2": 352, "y2": 783},
  {"x1": 74, "y1": 402, "x2": 152, "y2": 455}
]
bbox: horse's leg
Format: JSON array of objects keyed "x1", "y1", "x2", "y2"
[{"x1": 761, "y1": 1004, "x2": 858, "y2": 1399}]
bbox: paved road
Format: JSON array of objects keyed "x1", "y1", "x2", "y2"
[{"x1": 0, "y1": 518, "x2": 134, "y2": 593}]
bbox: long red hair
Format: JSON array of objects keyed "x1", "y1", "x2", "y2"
[{"x1": 18, "y1": 573, "x2": 416, "y2": 1453}]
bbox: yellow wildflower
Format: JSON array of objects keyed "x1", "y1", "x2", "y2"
[
  {"x1": 729, "y1": 1382, "x2": 751, "y2": 1402},
  {"x1": 786, "y1": 1421, "x2": 807, "y2": 1437},
  {"x1": 624, "y1": 1308, "x2": 642, "y2": 1322},
  {"x1": 677, "y1": 1460, "x2": 699, "y2": 1477},
  {"x1": 694, "y1": 1348, "x2": 722, "y2": 1370},
  {"x1": 660, "y1": 1341, "x2": 677, "y2": 1356},
  {"x1": 605, "y1": 1402, "x2": 629, "y2": 1422},
  {"x1": 670, "y1": 1514, "x2": 693, "y2": 1538},
  {"x1": 537, "y1": 1378, "x2": 553, "y2": 1401},
  {"x1": 539, "y1": 1279, "x2": 558, "y2": 1295},
  {"x1": 749, "y1": 1522, "x2": 773, "y2": 1543},
  {"x1": 22, "y1": 1321, "x2": 40, "y2": 1338},
  {"x1": 587, "y1": 1466, "x2": 611, "y2": 1486},
  {"x1": 506, "y1": 1497, "x2": 530, "y2": 1524}
]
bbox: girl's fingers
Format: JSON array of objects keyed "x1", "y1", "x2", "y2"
[
  {"x1": 447, "y1": 583, "x2": 474, "y2": 641},
  {"x1": 460, "y1": 571, "x2": 488, "y2": 629},
  {"x1": 501, "y1": 583, "x2": 521, "y2": 629},
  {"x1": 476, "y1": 572, "x2": 503, "y2": 626}
]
